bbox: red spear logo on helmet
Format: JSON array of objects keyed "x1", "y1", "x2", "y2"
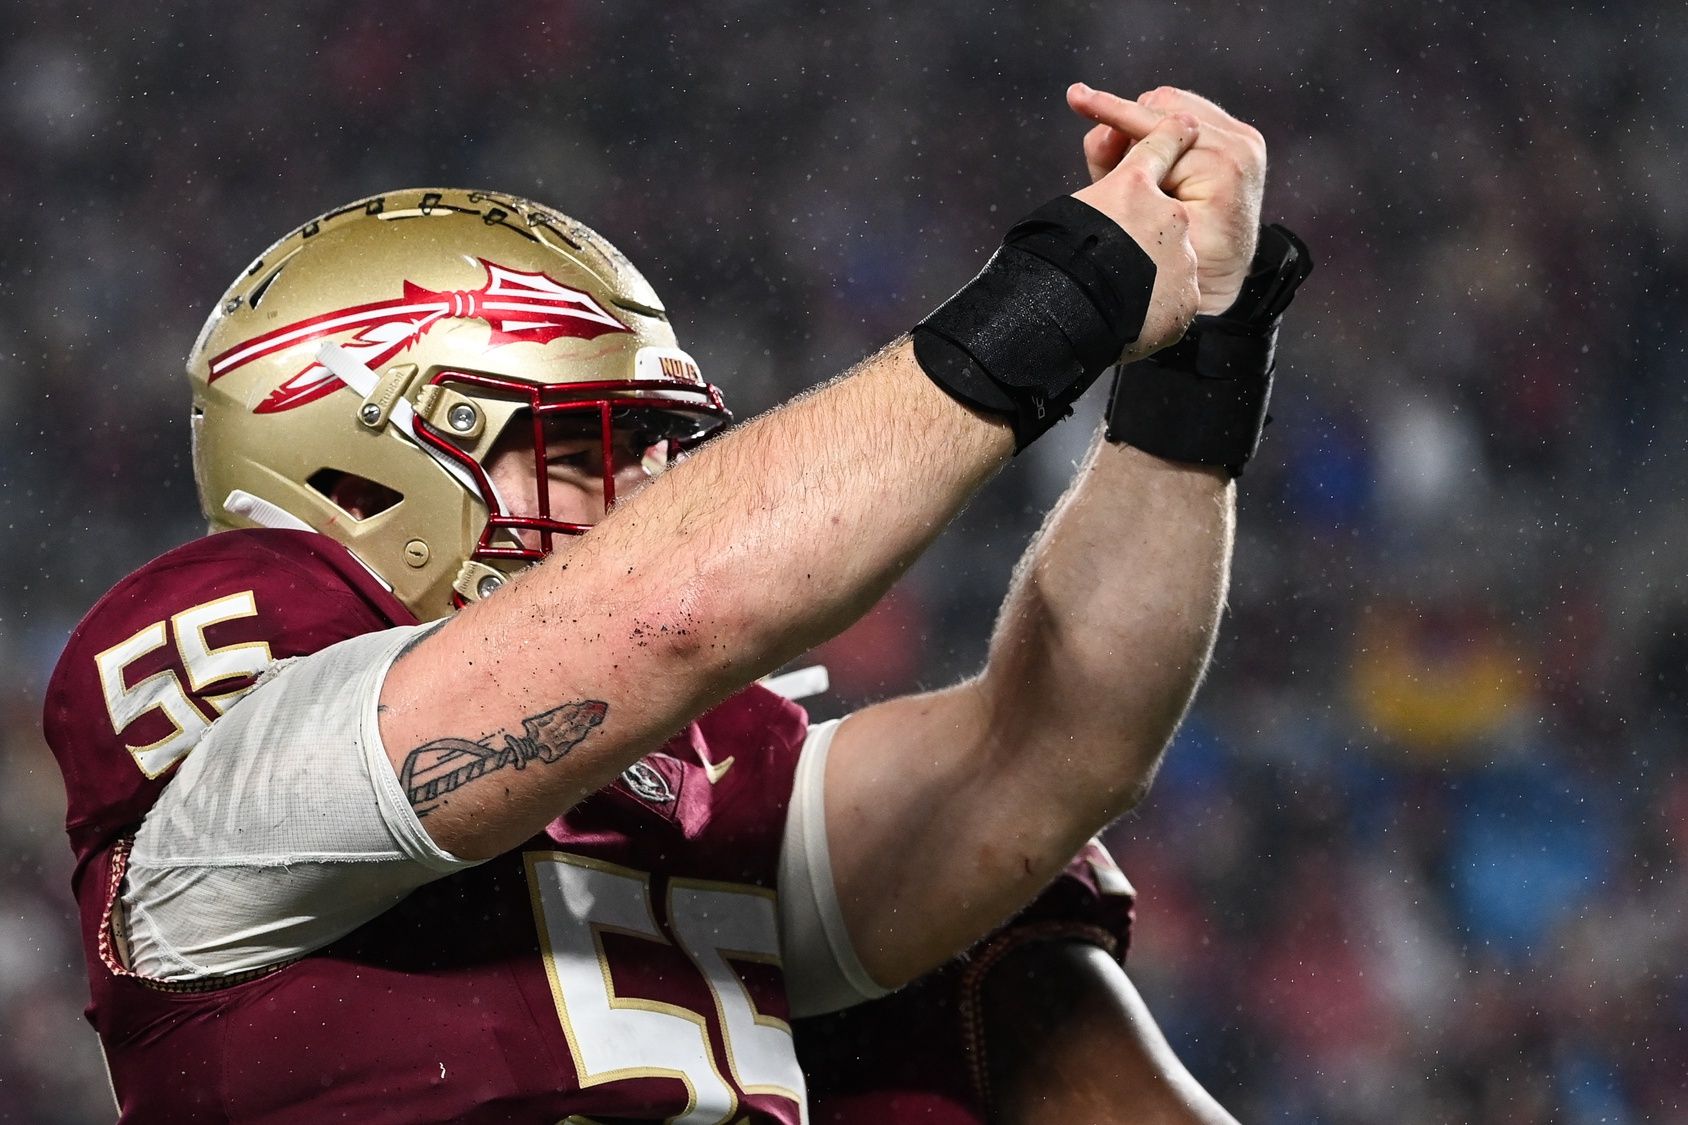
[{"x1": 208, "y1": 259, "x2": 631, "y2": 414}]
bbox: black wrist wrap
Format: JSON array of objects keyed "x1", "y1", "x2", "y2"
[
  {"x1": 1106, "y1": 223, "x2": 1313, "y2": 476},
  {"x1": 913, "y1": 196, "x2": 1156, "y2": 451}
]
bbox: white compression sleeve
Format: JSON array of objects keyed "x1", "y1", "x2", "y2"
[
  {"x1": 123, "y1": 623, "x2": 474, "y2": 980},
  {"x1": 777, "y1": 718, "x2": 893, "y2": 1018}
]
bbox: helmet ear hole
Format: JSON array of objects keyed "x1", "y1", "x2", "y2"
[{"x1": 308, "y1": 469, "x2": 404, "y2": 521}]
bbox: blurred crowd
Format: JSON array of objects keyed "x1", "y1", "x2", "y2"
[{"x1": 1, "y1": 1, "x2": 1683, "y2": 1121}]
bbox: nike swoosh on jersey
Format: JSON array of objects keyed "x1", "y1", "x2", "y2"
[{"x1": 702, "y1": 755, "x2": 735, "y2": 784}]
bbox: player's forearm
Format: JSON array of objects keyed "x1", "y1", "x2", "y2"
[
  {"x1": 546, "y1": 338, "x2": 1012, "y2": 697},
  {"x1": 980, "y1": 433, "x2": 1233, "y2": 819},
  {"x1": 385, "y1": 340, "x2": 1012, "y2": 857}
]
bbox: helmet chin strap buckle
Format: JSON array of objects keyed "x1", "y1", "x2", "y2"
[
  {"x1": 452, "y1": 560, "x2": 508, "y2": 604},
  {"x1": 414, "y1": 384, "x2": 488, "y2": 441},
  {"x1": 315, "y1": 341, "x2": 484, "y2": 501},
  {"x1": 316, "y1": 343, "x2": 422, "y2": 432},
  {"x1": 361, "y1": 363, "x2": 423, "y2": 430}
]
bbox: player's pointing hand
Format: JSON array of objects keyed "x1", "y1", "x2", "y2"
[{"x1": 1071, "y1": 107, "x2": 1202, "y2": 361}]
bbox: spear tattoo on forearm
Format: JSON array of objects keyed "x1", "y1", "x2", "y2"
[{"x1": 398, "y1": 700, "x2": 609, "y2": 817}]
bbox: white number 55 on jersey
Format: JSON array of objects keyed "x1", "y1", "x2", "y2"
[
  {"x1": 526, "y1": 851, "x2": 807, "y2": 1124},
  {"x1": 94, "y1": 591, "x2": 271, "y2": 777}
]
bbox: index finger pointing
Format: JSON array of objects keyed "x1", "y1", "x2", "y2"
[
  {"x1": 1067, "y1": 82, "x2": 1165, "y2": 139},
  {"x1": 1117, "y1": 113, "x2": 1199, "y2": 184}
]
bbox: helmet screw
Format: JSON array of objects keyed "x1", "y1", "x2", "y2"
[
  {"x1": 402, "y1": 539, "x2": 430, "y2": 568},
  {"x1": 477, "y1": 574, "x2": 503, "y2": 599},
  {"x1": 359, "y1": 403, "x2": 382, "y2": 425},
  {"x1": 448, "y1": 403, "x2": 479, "y2": 433}
]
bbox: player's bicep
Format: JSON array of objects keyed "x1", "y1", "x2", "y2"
[
  {"x1": 123, "y1": 623, "x2": 475, "y2": 981},
  {"x1": 820, "y1": 685, "x2": 1097, "y2": 986}
]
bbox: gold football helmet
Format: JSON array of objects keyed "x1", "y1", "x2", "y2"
[{"x1": 188, "y1": 188, "x2": 729, "y2": 621}]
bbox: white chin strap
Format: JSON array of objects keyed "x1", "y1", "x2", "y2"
[
  {"x1": 314, "y1": 342, "x2": 495, "y2": 506},
  {"x1": 223, "y1": 489, "x2": 313, "y2": 532},
  {"x1": 759, "y1": 665, "x2": 830, "y2": 702},
  {"x1": 222, "y1": 488, "x2": 394, "y2": 592}
]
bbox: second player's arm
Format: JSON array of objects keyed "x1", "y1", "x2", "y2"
[{"x1": 824, "y1": 435, "x2": 1232, "y2": 984}]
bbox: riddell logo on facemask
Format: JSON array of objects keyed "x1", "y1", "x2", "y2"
[{"x1": 209, "y1": 260, "x2": 631, "y2": 414}]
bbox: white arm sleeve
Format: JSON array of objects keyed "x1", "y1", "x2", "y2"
[
  {"x1": 122, "y1": 623, "x2": 477, "y2": 981},
  {"x1": 777, "y1": 718, "x2": 893, "y2": 1018}
]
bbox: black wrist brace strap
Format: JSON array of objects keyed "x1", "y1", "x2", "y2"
[
  {"x1": 913, "y1": 196, "x2": 1156, "y2": 451},
  {"x1": 1106, "y1": 223, "x2": 1312, "y2": 476}
]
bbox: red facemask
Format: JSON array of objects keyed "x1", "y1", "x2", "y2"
[{"x1": 413, "y1": 368, "x2": 730, "y2": 566}]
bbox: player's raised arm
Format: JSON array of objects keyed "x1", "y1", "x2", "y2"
[
  {"x1": 816, "y1": 86, "x2": 1313, "y2": 987},
  {"x1": 376, "y1": 113, "x2": 1203, "y2": 859}
]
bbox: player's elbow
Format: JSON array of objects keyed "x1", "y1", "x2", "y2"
[
  {"x1": 1040, "y1": 726, "x2": 1176, "y2": 827},
  {"x1": 618, "y1": 573, "x2": 760, "y2": 695},
  {"x1": 1108, "y1": 757, "x2": 1161, "y2": 816}
]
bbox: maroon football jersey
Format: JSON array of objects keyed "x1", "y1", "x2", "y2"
[
  {"x1": 45, "y1": 529, "x2": 813, "y2": 1123},
  {"x1": 44, "y1": 528, "x2": 417, "y2": 877},
  {"x1": 797, "y1": 841, "x2": 1135, "y2": 1124}
]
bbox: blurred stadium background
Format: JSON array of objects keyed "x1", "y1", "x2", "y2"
[{"x1": 2, "y1": 1, "x2": 1684, "y2": 1121}]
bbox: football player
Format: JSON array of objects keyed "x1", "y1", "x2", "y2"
[{"x1": 45, "y1": 82, "x2": 1300, "y2": 1122}]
